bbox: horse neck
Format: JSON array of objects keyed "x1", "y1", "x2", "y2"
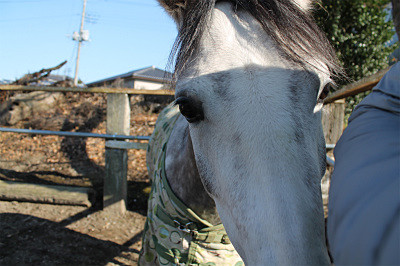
[{"x1": 165, "y1": 115, "x2": 221, "y2": 225}]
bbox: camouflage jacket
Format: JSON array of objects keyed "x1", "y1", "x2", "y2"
[{"x1": 139, "y1": 104, "x2": 243, "y2": 266}]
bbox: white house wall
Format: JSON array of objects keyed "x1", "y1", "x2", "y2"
[{"x1": 133, "y1": 80, "x2": 164, "y2": 90}]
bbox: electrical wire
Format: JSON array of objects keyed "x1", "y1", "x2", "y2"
[
  {"x1": 0, "y1": 15, "x2": 77, "y2": 23},
  {"x1": 0, "y1": 0, "x2": 54, "y2": 3},
  {"x1": 96, "y1": 0, "x2": 156, "y2": 7}
]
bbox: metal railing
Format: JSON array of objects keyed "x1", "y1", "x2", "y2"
[{"x1": 0, "y1": 127, "x2": 149, "y2": 141}]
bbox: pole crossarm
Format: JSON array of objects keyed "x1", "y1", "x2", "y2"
[{"x1": 0, "y1": 85, "x2": 175, "y2": 95}]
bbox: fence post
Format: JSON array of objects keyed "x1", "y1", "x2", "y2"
[
  {"x1": 104, "y1": 93, "x2": 130, "y2": 213},
  {"x1": 322, "y1": 99, "x2": 346, "y2": 145},
  {"x1": 321, "y1": 99, "x2": 345, "y2": 217}
]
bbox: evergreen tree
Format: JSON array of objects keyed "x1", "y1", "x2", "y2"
[{"x1": 314, "y1": 0, "x2": 398, "y2": 122}]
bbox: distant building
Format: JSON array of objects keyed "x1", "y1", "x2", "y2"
[
  {"x1": 4, "y1": 74, "x2": 74, "y2": 87},
  {"x1": 37, "y1": 75, "x2": 74, "y2": 86},
  {"x1": 86, "y1": 66, "x2": 172, "y2": 90},
  {"x1": 0, "y1": 79, "x2": 11, "y2": 85}
]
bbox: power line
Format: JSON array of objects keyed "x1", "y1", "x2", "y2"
[
  {"x1": 0, "y1": 0, "x2": 155, "y2": 6},
  {"x1": 0, "y1": 15, "x2": 77, "y2": 23},
  {"x1": 98, "y1": 0, "x2": 156, "y2": 7},
  {"x1": 0, "y1": 0, "x2": 54, "y2": 3}
]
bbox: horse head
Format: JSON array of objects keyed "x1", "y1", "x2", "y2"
[{"x1": 157, "y1": 0, "x2": 342, "y2": 264}]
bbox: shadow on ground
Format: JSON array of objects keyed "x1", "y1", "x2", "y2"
[
  {"x1": 0, "y1": 212, "x2": 143, "y2": 265},
  {"x1": 0, "y1": 168, "x2": 87, "y2": 185},
  {"x1": 0, "y1": 169, "x2": 151, "y2": 214},
  {"x1": 60, "y1": 102, "x2": 106, "y2": 187}
]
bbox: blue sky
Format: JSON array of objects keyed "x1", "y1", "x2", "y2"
[{"x1": 0, "y1": 0, "x2": 178, "y2": 83}]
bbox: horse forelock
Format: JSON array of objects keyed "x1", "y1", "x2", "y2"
[{"x1": 168, "y1": 0, "x2": 344, "y2": 81}]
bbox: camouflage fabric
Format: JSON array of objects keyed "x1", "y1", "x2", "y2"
[{"x1": 139, "y1": 103, "x2": 243, "y2": 266}]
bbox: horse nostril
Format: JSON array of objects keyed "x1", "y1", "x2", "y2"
[{"x1": 175, "y1": 96, "x2": 204, "y2": 123}]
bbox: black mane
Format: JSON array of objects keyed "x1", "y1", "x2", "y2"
[{"x1": 169, "y1": 0, "x2": 344, "y2": 79}]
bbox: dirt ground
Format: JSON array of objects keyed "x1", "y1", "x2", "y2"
[{"x1": 0, "y1": 91, "x2": 172, "y2": 265}]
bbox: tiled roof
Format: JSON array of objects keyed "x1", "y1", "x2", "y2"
[
  {"x1": 0, "y1": 75, "x2": 71, "y2": 85},
  {"x1": 87, "y1": 66, "x2": 172, "y2": 86},
  {"x1": 46, "y1": 74, "x2": 72, "y2": 82},
  {"x1": 134, "y1": 66, "x2": 171, "y2": 80},
  {"x1": 0, "y1": 79, "x2": 12, "y2": 85}
]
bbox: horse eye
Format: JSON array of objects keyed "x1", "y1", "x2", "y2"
[
  {"x1": 319, "y1": 83, "x2": 333, "y2": 102},
  {"x1": 175, "y1": 97, "x2": 204, "y2": 123}
]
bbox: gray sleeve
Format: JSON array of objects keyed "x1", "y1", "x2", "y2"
[{"x1": 327, "y1": 63, "x2": 400, "y2": 265}]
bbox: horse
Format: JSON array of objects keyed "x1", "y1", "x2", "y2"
[{"x1": 141, "y1": 0, "x2": 343, "y2": 265}]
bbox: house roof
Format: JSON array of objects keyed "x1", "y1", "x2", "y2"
[
  {"x1": 38, "y1": 74, "x2": 72, "y2": 85},
  {"x1": 0, "y1": 79, "x2": 12, "y2": 85},
  {"x1": 0, "y1": 75, "x2": 71, "y2": 86},
  {"x1": 87, "y1": 66, "x2": 172, "y2": 87},
  {"x1": 46, "y1": 74, "x2": 72, "y2": 82}
]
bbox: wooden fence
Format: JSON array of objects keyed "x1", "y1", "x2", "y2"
[
  {"x1": 0, "y1": 85, "x2": 174, "y2": 214},
  {"x1": 324, "y1": 67, "x2": 390, "y2": 104},
  {"x1": 0, "y1": 68, "x2": 388, "y2": 214}
]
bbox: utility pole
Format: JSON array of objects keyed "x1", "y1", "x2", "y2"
[{"x1": 73, "y1": 0, "x2": 88, "y2": 86}]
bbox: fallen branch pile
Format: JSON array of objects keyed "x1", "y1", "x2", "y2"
[{"x1": 11, "y1": 61, "x2": 68, "y2": 86}]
